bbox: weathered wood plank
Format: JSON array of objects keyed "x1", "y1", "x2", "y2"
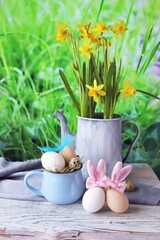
[
  {"x1": 0, "y1": 164, "x2": 159, "y2": 239},
  {"x1": 0, "y1": 230, "x2": 160, "y2": 240},
  {"x1": 0, "y1": 199, "x2": 159, "y2": 235}
]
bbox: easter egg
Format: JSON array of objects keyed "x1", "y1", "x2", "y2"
[
  {"x1": 106, "y1": 189, "x2": 129, "y2": 214},
  {"x1": 60, "y1": 146, "x2": 76, "y2": 163},
  {"x1": 82, "y1": 187, "x2": 105, "y2": 213},
  {"x1": 41, "y1": 152, "x2": 65, "y2": 172}
]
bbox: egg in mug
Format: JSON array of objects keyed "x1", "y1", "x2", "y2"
[
  {"x1": 41, "y1": 152, "x2": 65, "y2": 172},
  {"x1": 60, "y1": 146, "x2": 76, "y2": 163}
]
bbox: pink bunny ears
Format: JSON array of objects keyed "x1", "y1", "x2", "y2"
[
  {"x1": 87, "y1": 159, "x2": 106, "y2": 181},
  {"x1": 86, "y1": 159, "x2": 132, "y2": 193},
  {"x1": 111, "y1": 161, "x2": 132, "y2": 183}
]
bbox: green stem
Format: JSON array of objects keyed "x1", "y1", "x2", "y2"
[
  {"x1": 96, "y1": 0, "x2": 104, "y2": 22},
  {"x1": 68, "y1": 31, "x2": 77, "y2": 66},
  {"x1": 137, "y1": 89, "x2": 160, "y2": 100},
  {"x1": 0, "y1": 40, "x2": 10, "y2": 77},
  {"x1": 114, "y1": 38, "x2": 118, "y2": 59}
]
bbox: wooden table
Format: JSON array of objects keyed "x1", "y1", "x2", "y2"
[{"x1": 0, "y1": 164, "x2": 160, "y2": 239}]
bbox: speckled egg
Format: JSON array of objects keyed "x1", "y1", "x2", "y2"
[{"x1": 125, "y1": 180, "x2": 135, "y2": 192}]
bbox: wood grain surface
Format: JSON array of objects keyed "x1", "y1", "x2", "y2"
[{"x1": 0, "y1": 164, "x2": 159, "y2": 239}]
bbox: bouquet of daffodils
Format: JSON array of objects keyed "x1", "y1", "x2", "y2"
[{"x1": 56, "y1": 21, "x2": 159, "y2": 119}]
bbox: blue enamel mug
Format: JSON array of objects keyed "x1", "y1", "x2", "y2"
[{"x1": 24, "y1": 168, "x2": 85, "y2": 204}]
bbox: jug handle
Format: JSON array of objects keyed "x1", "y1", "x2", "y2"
[{"x1": 122, "y1": 120, "x2": 140, "y2": 163}]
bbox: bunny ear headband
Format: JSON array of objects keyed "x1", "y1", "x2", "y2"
[{"x1": 86, "y1": 160, "x2": 132, "y2": 193}]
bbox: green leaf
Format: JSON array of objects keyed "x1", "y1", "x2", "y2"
[
  {"x1": 103, "y1": 62, "x2": 116, "y2": 119},
  {"x1": 82, "y1": 61, "x2": 86, "y2": 86},
  {"x1": 112, "y1": 60, "x2": 116, "y2": 86},
  {"x1": 141, "y1": 27, "x2": 153, "y2": 55},
  {"x1": 139, "y1": 40, "x2": 160, "y2": 74},
  {"x1": 99, "y1": 61, "x2": 104, "y2": 84},
  {"x1": 96, "y1": 0, "x2": 104, "y2": 22},
  {"x1": 87, "y1": 59, "x2": 92, "y2": 85},
  {"x1": 59, "y1": 69, "x2": 80, "y2": 113},
  {"x1": 116, "y1": 59, "x2": 122, "y2": 81},
  {"x1": 136, "y1": 27, "x2": 153, "y2": 73},
  {"x1": 103, "y1": 49, "x2": 108, "y2": 84},
  {"x1": 119, "y1": 0, "x2": 135, "y2": 54},
  {"x1": 107, "y1": 62, "x2": 116, "y2": 89},
  {"x1": 90, "y1": 54, "x2": 101, "y2": 84},
  {"x1": 125, "y1": 0, "x2": 135, "y2": 27}
]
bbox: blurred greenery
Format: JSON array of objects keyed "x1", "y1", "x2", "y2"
[{"x1": 0, "y1": 0, "x2": 160, "y2": 177}]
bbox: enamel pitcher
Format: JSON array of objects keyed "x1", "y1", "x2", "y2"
[{"x1": 54, "y1": 111, "x2": 140, "y2": 180}]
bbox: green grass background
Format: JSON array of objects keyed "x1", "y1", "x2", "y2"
[{"x1": 0, "y1": 0, "x2": 160, "y2": 177}]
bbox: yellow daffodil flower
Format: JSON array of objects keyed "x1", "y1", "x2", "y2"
[
  {"x1": 77, "y1": 23, "x2": 90, "y2": 37},
  {"x1": 76, "y1": 23, "x2": 98, "y2": 42},
  {"x1": 93, "y1": 22, "x2": 108, "y2": 34},
  {"x1": 76, "y1": 23, "x2": 90, "y2": 34},
  {"x1": 83, "y1": 29, "x2": 97, "y2": 40},
  {"x1": 56, "y1": 23, "x2": 70, "y2": 42},
  {"x1": 79, "y1": 40, "x2": 95, "y2": 59},
  {"x1": 90, "y1": 37, "x2": 101, "y2": 44},
  {"x1": 86, "y1": 79, "x2": 106, "y2": 103},
  {"x1": 120, "y1": 80, "x2": 136, "y2": 99},
  {"x1": 111, "y1": 20, "x2": 128, "y2": 38}
]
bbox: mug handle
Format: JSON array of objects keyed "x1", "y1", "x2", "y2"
[
  {"x1": 122, "y1": 120, "x2": 140, "y2": 163},
  {"x1": 24, "y1": 170, "x2": 43, "y2": 196}
]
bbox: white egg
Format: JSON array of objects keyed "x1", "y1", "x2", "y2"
[
  {"x1": 82, "y1": 187, "x2": 105, "y2": 213},
  {"x1": 41, "y1": 152, "x2": 65, "y2": 172}
]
